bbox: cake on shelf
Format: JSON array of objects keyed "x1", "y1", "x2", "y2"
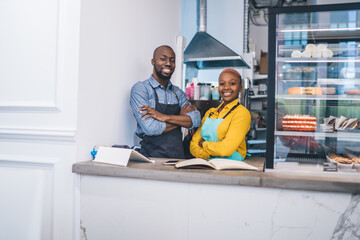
[
  {"x1": 288, "y1": 87, "x2": 322, "y2": 95},
  {"x1": 282, "y1": 114, "x2": 317, "y2": 131},
  {"x1": 345, "y1": 89, "x2": 360, "y2": 95}
]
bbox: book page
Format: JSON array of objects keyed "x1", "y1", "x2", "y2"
[
  {"x1": 175, "y1": 158, "x2": 214, "y2": 169},
  {"x1": 209, "y1": 159, "x2": 259, "y2": 171}
]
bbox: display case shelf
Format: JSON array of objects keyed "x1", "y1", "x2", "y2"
[
  {"x1": 279, "y1": 46, "x2": 360, "y2": 53},
  {"x1": 275, "y1": 130, "x2": 360, "y2": 141},
  {"x1": 276, "y1": 30, "x2": 360, "y2": 41},
  {"x1": 280, "y1": 79, "x2": 360, "y2": 85},
  {"x1": 276, "y1": 57, "x2": 360, "y2": 63},
  {"x1": 317, "y1": 78, "x2": 360, "y2": 85},
  {"x1": 276, "y1": 95, "x2": 360, "y2": 101}
]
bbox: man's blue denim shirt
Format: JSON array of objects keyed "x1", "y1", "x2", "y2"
[{"x1": 130, "y1": 75, "x2": 201, "y2": 138}]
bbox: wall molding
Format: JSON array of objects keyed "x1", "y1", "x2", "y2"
[
  {"x1": 0, "y1": 101, "x2": 60, "y2": 112},
  {"x1": 0, "y1": 0, "x2": 61, "y2": 113},
  {"x1": 0, "y1": 154, "x2": 57, "y2": 240},
  {"x1": 0, "y1": 154, "x2": 58, "y2": 167},
  {"x1": 0, "y1": 128, "x2": 76, "y2": 142}
]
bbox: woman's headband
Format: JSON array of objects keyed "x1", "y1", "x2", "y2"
[{"x1": 220, "y1": 68, "x2": 242, "y2": 80}]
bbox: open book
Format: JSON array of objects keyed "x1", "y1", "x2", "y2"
[
  {"x1": 94, "y1": 146, "x2": 154, "y2": 166},
  {"x1": 175, "y1": 158, "x2": 259, "y2": 171}
]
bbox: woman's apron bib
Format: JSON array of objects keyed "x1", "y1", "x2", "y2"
[
  {"x1": 200, "y1": 102, "x2": 244, "y2": 161},
  {"x1": 140, "y1": 88, "x2": 185, "y2": 159}
]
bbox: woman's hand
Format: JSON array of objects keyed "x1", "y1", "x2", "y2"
[
  {"x1": 180, "y1": 103, "x2": 197, "y2": 115},
  {"x1": 139, "y1": 105, "x2": 168, "y2": 122},
  {"x1": 198, "y1": 138, "x2": 205, "y2": 148}
]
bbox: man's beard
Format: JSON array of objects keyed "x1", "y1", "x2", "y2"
[{"x1": 154, "y1": 66, "x2": 172, "y2": 81}]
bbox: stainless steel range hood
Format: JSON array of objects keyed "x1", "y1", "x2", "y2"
[{"x1": 184, "y1": 0, "x2": 250, "y2": 69}]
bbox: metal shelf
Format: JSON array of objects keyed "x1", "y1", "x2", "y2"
[
  {"x1": 248, "y1": 149, "x2": 266, "y2": 154},
  {"x1": 250, "y1": 109, "x2": 267, "y2": 112},
  {"x1": 250, "y1": 95, "x2": 267, "y2": 99},
  {"x1": 253, "y1": 74, "x2": 268, "y2": 80},
  {"x1": 248, "y1": 139, "x2": 266, "y2": 144}
]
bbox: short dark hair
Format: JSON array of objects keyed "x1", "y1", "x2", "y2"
[{"x1": 153, "y1": 45, "x2": 173, "y2": 58}]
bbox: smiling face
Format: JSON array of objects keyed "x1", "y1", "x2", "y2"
[
  {"x1": 152, "y1": 46, "x2": 175, "y2": 83},
  {"x1": 218, "y1": 72, "x2": 242, "y2": 105}
]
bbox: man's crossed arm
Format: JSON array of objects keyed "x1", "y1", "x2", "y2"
[{"x1": 139, "y1": 103, "x2": 196, "y2": 133}]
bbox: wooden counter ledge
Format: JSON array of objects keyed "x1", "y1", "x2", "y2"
[{"x1": 72, "y1": 157, "x2": 360, "y2": 193}]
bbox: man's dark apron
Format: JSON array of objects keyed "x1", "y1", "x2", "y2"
[{"x1": 140, "y1": 87, "x2": 185, "y2": 159}]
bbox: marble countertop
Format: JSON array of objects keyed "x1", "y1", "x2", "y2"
[{"x1": 72, "y1": 157, "x2": 360, "y2": 193}]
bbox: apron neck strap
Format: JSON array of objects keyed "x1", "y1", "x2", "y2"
[
  {"x1": 209, "y1": 102, "x2": 240, "y2": 119},
  {"x1": 223, "y1": 102, "x2": 240, "y2": 119},
  {"x1": 151, "y1": 86, "x2": 179, "y2": 103}
]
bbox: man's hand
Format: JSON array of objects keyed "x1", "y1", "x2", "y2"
[
  {"x1": 139, "y1": 103, "x2": 196, "y2": 129},
  {"x1": 139, "y1": 105, "x2": 168, "y2": 122},
  {"x1": 180, "y1": 103, "x2": 197, "y2": 115}
]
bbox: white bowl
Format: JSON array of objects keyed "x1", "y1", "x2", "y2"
[
  {"x1": 326, "y1": 155, "x2": 354, "y2": 172},
  {"x1": 337, "y1": 162, "x2": 354, "y2": 172}
]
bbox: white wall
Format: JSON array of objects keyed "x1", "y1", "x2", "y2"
[
  {"x1": 249, "y1": 24, "x2": 268, "y2": 63},
  {"x1": 77, "y1": 0, "x2": 182, "y2": 161},
  {"x1": 0, "y1": 0, "x2": 81, "y2": 239},
  {"x1": 0, "y1": 0, "x2": 182, "y2": 239},
  {"x1": 182, "y1": 0, "x2": 245, "y2": 84},
  {"x1": 0, "y1": 0, "x2": 79, "y2": 130}
]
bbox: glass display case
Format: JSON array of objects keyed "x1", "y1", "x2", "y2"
[{"x1": 266, "y1": 3, "x2": 360, "y2": 171}]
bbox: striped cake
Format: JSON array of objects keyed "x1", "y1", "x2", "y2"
[{"x1": 282, "y1": 114, "x2": 317, "y2": 131}]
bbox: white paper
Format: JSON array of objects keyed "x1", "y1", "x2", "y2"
[
  {"x1": 94, "y1": 146, "x2": 131, "y2": 166},
  {"x1": 94, "y1": 146, "x2": 154, "y2": 166}
]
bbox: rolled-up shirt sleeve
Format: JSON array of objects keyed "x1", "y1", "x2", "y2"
[
  {"x1": 130, "y1": 83, "x2": 166, "y2": 136},
  {"x1": 176, "y1": 88, "x2": 201, "y2": 129}
]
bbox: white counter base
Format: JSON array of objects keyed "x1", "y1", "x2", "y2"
[{"x1": 79, "y1": 174, "x2": 359, "y2": 240}]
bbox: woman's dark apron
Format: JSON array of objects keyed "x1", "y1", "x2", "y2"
[{"x1": 140, "y1": 88, "x2": 185, "y2": 159}]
